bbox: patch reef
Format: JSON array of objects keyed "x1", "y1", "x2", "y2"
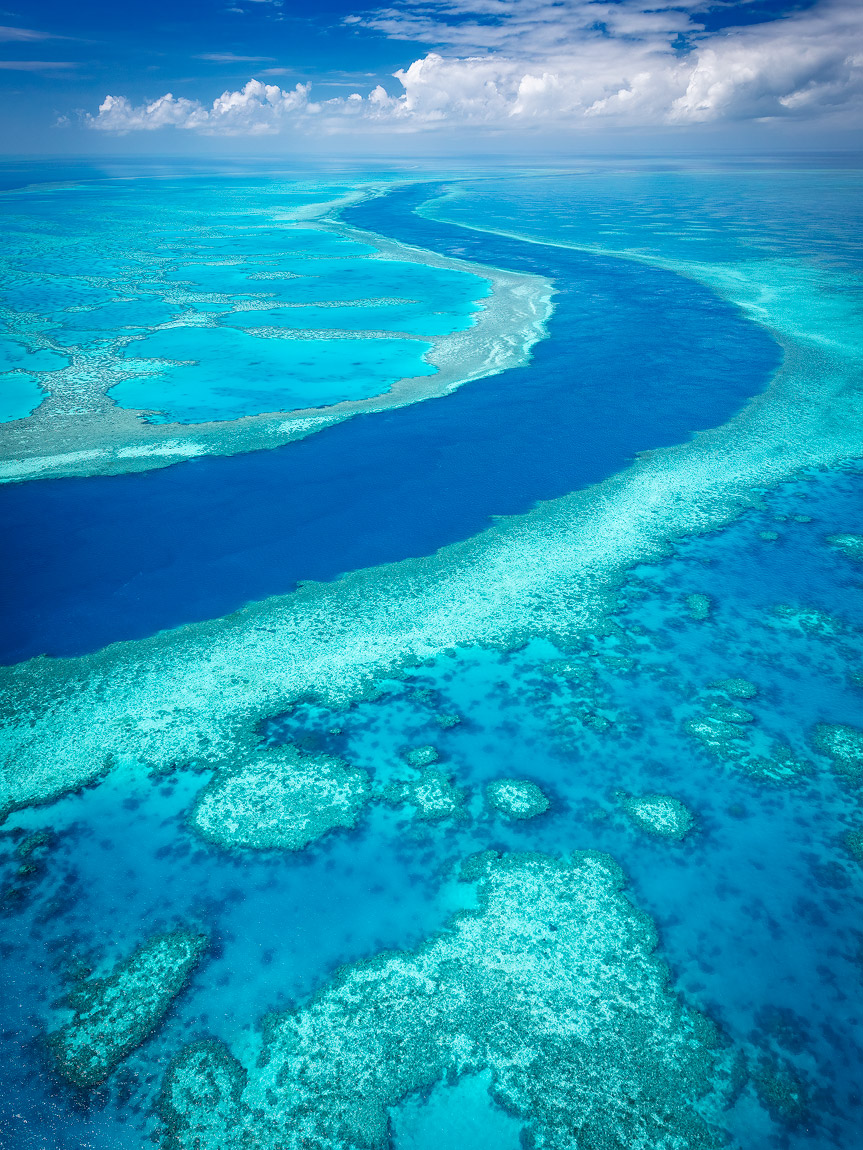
[
  {"x1": 189, "y1": 744, "x2": 371, "y2": 851},
  {"x1": 485, "y1": 777, "x2": 550, "y2": 819},
  {"x1": 49, "y1": 930, "x2": 207, "y2": 1087},
  {"x1": 618, "y1": 792, "x2": 695, "y2": 842},
  {"x1": 160, "y1": 851, "x2": 737, "y2": 1150}
]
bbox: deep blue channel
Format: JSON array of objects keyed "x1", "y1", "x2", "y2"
[{"x1": 0, "y1": 184, "x2": 780, "y2": 663}]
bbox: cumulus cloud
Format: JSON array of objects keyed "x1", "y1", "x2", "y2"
[
  {"x1": 86, "y1": 0, "x2": 863, "y2": 134},
  {"x1": 89, "y1": 80, "x2": 314, "y2": 135}
]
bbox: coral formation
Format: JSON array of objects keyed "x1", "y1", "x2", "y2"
[
  {"x1": 843, "y1": 828, "x2": 863, "y2": 863},
  {"x1": 0, "y1": 186, "x2": 552, "y2": 483},
  {"x1": 189, "y1": 744, "x2": 371, "y2": 851},
  {"x1": 684, "y1": 682, "x2": 811, "y2": 785},
  {"x1": 619, "y1": 792, "x2": 695, "y2": 842},
  {"x1": 381, "y1": 767, "x2": 467, "y2": 823},
  {"x1": 484, "y1": 778, "x2": 550, "y2": 820},
  {"x1": 753, "y1": 1056, "x2": 810, "y2": 1128},
  {"x1": 161, "y1": 1040, "x2": 246, "y2": 1150},
  {"x1": 708, "y1": 678, "x2": 759, "y2": 699},
  {"x1": 686, "y1": 593, "x2": 712, "y2": 621},
  {"x1": 826, "y1": 532, "x2": 863, "y2": 563},
  {"x1": 770, "y1": 603, "x2": 849, "y2": 640},
  {"x1": 49, "y1": 930, "x2": 207, "y2": 1087},
  {"x1": 4, "y1": 200, "x2": 863, "y2": 816},
  {"x1": 810, "y1": 722, "x2": 863, "y2": 787},
  {"x1": 160, "y1": 851, "x2": 733, "y2": 1150},
  {"x1": 402, "y1": 745, "x2": 439, "y2": 768}
]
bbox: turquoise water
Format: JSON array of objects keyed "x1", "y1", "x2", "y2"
[
  {"x1": 0, "y1": 371, "x2": 45, "y2": 421},
  {"x1": 115, "y1": 326, "x2": 435, "y2": 422},
  {"x1": 0, "y1": 160, "x2": 861, "y2": 1150},
  {"x1": 0, "y1": 177, "x2": 489, "y2": 424}
]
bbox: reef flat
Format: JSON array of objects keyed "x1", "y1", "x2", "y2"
[
  {"x1": 0, "y1": 181, "x2": 551, "y2": 483},
  {"x1": 160, "y1": 850, "x2": 733, "y2": 1150},
  {"x1": 189, "y1": 745, "x2": 371, "y2": 851},
  {"x1": 49, "y1": 929, "x2": 207, "y2": 1087}
]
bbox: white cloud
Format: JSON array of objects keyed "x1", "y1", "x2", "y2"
[
  {"x1": 0, "y1": 25, "x2": 53, "y2": 42},
  {"x1": 86, "y1": 0, "x2": 863, "y2": 134},
  {"x1": 88, "y1": 80, "x2": 314, "y2": 135},
  {"x1": 195, "y1": 53, "x2": 276, "y2": 62},
  {"x1": 0, "y1": 59, "x2": 78, "y2": 70}
]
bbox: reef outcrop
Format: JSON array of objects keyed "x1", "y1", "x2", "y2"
[
  {"x1": 50, "y1": 930, "x2": 207, "y2": 1087},
  {"x1": 381, "y1": 766, "x2": 467, "y2": 823},
  {"x1": 189, "y1": 745, "x2": 371, "y2": 851},
  {"x1": 618, "y1": 791, "x2": 695, "y2": 842},
  {"x1": 485, "y1": 778, "x2": 550, "y2": 820}
]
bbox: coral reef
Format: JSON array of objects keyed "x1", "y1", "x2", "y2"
[
  {"x1": 4, "y1": 211, "x2": 863, "y2": 817},
  {"x1": 619, "y1": 792, "x2": 695, "y2": 842},
  {"x1": 189, "y1": 744, "x2": 371, "y2": 851},
  {"x1": 753, "y1": 1056, "x2": 810, "y2": 1128},
  {"x1": 485, "y1": 778, "x2": 550, "y2": 820},
  {"x1": 402, "y1": 745, "x2": 440, "y2": 768},
  {"x1": 826, "y1": 532, "x2": 863, "y2": 563},
  {"x1": 684, "y1": 682, "x2": 812, "y2": 785},
  {"x1": 381, "y1": 767, "x2": 467, "y2": 823},
  {"x1": 686, "y1": 593, "x2": 712, "y2": 621},
  {"x1": 809, "y1": 722, "x2": 863, "y2": 787},
  {"x1": 708, "y1": 678, "x2": 758, "y2": 699},
  {"x1": 160, "y1": 851, "x2": 733, "y2": 1150},
  {"x1": 49, "y1": 930, "x2": 207, "y2": 1087},
  {"x1": 160, "y1": 1040, "x2": 247, "y2": 1150}
]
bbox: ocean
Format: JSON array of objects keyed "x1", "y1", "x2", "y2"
[{"x1": 0, "y1": 158, "x2": 861, "y2": 1150}]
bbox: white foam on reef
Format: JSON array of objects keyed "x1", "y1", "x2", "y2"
[
  {"x1": 1, "y1": 211, "x2": 862, "y2": 812},
  {"x1": 0, "y1": 192, "x2": 553, "y2": 484}
]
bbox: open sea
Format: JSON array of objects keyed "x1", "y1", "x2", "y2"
[{"x1": 0, "y1": 157, "x2": 861, "y2": 1150}]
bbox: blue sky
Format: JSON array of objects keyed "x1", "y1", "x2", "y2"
[{"x1": 1, "y1": 0, "x2": 860, "y2": 152}]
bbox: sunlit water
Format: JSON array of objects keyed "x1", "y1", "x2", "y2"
[{"x1": 0, "y1": 159, "x2": 861, "y2": 1150}]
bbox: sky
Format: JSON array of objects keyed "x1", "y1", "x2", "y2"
[{"x1": 0, "y1": 0, "x2": 861, "y2": 154}]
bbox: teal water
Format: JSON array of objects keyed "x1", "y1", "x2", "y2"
[
  {"x1": 0, "y1": 160, "x2": 861, "y2": 1150},
  {"x1": 0, "y1": 372, "x2": 44, "y2": 421},
  {"x1": 0, "y1": 176, "x2": 488, "y2": 424}
]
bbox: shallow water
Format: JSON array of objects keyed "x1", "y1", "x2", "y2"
[
  {"x1": 0, "y1": 176, "x2": 487, "y2": 424},
  {"x1": 0, "y1": 160, "x2": 861, "y2": 1150}
]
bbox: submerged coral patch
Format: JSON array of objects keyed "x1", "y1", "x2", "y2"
[
  {"x1": 402, "y1": 744, "x2": 439, "y2": 768},
  {"x1": 826, "y1": 533, "x2": 863, "y2": 563},
  {"x1": 381, "y1": 767, "x2": 467, "y2": 823},
  {"x1": 49, "y1": 930, "x2": 207, "y2": 1087},
  {"x1": 189, "y1": 744, "x2": 371, "y2": 851},
  {"x1": 161, "y1": 1040, "x2": 247, "y2": 1150},
  {"x1": 619, "y1": 792, "x2": 695, "y2": 842},
  {"x1": 160, "y1": 851, "x2": 733, "y2": 1150},
  {"x1": 686, "y1": 593, "x2": 712, "y2": 621},
  {"x1": 484, "y1": 778, "x2": 549, "y2": 820},
  {"x1": 708, "y1": 678, "x2": 759, "y2": 699},
  {"x1": 810, "y1": 722, "x2": 863, "y2": 787}
]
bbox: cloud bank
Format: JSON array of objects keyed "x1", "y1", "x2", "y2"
[{"x1": 86, "y1": 0, "x2": 863, "y2": 135}]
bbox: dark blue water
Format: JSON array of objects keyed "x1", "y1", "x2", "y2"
[{"x1": 0, "y1": 184, "x2": 780, "y2": 663}]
